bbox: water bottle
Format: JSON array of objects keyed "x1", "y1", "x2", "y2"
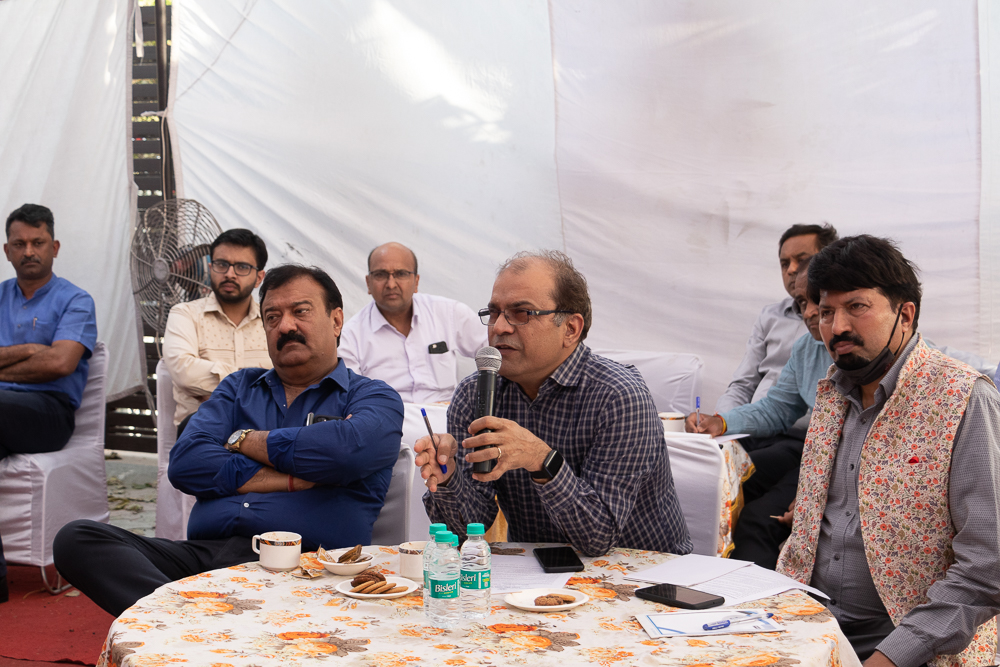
[
  {"x1": 460, "y1": 523, "x2": 491, "y2": 620},
  {"x1": 422, "y1": 523, "x2": 446, "y2": 609},
  {"x1": 426, "y1": 531, "x2": 461, "y2": 629}
]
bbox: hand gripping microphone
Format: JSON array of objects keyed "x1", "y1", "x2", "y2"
[{"x1": 472, "y1": 346, "x2": 502, "y2": 474}]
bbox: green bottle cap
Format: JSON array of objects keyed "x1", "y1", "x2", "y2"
[
  {"x1": 466, "y1": 523, "x2": 485, "y2": 535},
  {"x1": 429, "y1": 523, "x2": 446, "y2": 537},
  {"x1": 435, "y1": 531, "x2": 455, "y2": 544}
]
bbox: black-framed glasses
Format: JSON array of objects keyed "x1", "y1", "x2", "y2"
[
  {"x1": 210, "y1": 259, "x2": 258, "y2": 276},
  {"x1": 369, "y1": 269, "x2": 415, "y2": 283},
  {"x1": 478, "y1": 307, "x2": 573, "y2": 326}
]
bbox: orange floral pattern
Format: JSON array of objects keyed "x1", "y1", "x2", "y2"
[{"x1": 98, "y1": 546, "x2": 859, "y2": 667}]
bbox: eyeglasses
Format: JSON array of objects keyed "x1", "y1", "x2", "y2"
[
  {"x1": 210, "y1": 260, "x2": 258, "y2": 276},
  {"x1": 478, "y1": 307, "x2": 573, "y2": 326},
  {"x1": 369, "y1": 270, "x2": 415, "y2": 283}
]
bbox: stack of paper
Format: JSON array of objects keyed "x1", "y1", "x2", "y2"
[
  {"x1": 636, "y1": 609, "x2": 784, "y2": 639},
  {"x1": 625, "y1": 554, "x2": 828, "y2": 607}
]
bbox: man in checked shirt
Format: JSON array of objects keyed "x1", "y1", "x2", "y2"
[
  {"x1": 414, "y1": 250, "x2": 691, "y2": 557},
  {"x1": 777, "y1": 235, "x2": 1000, "y2": 666}
]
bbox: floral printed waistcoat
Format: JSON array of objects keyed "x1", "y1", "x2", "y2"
[{"x1": 776, "y1": 338, "x2": 997, "y2": 667}]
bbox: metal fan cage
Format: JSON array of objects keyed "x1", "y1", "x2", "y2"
[{"x1": 130, "y1": 198, "x2": 223, "y2": 336}]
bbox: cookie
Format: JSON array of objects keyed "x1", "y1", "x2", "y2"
[
  {"x1": 350, "y1": 571, "x2": 385, "y2": 587},
  {"x1": 534, "y1": 595, "x2": 564, "y2": 606}
]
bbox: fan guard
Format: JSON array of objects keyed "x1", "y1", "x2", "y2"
[{"x1": 130, "y1": 198, "x2": 223, "y2": 336}]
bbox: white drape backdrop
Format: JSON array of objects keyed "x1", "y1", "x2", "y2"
[
  {"x1": 170, "y1": 0, "x2": 992, "y2": 407},
  {"x1": 4, "y1": 0, "x2": 994, "y2": 408},
  {"x1": 0, "y1": 0, "x2": 143, "y2": 400}
]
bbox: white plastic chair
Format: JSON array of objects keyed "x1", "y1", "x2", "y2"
[
  {"x1": 663, "y1": 433, "x2": 724, "y2": 557},
  {"x1": 592, "y1": 349, "x2": 703, "y2": 413},
  {"x1": 401, "y1": 403, "x2": 448, "y2": 542},
  {"x1": 370, "y1": 444, "x2": 414, "y2": 545},
  {"x1": 0, "y1": 342, "x2": 110, "y2": 592},
  {"x1": 154, "y1": 359, "x2": 197, "y2": 540}
]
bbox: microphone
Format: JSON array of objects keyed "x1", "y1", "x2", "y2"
[{"x1": 472, "y1": 346, "x2": 502, "y2": 474}]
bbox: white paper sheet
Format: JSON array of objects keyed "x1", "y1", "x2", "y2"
[
  {"x1": 637, "y1": 609, "x2": 784, "y2": 639},
  {"x1": 624, "y1": 554, "x2": 752, "y2": 586},
  {"x1": 691, "y1": 564, "x2": 830, "y2": 607},
  {"x1": 714, "y1": 434, "x2": 750, "y2": 444},
  {"x1": 490, "y1": 554, "x2": 573, "y2": 594}
]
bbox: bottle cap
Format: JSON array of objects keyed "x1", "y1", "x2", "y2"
[
  {"x1": 435, "y1": 531, "x2": 455, "y2": 544},
  {"x1": 448, "y1": 534, "x2": 459, "y2": 546},
  {"x1": 466, "y1": 523, "x2": 485, "y2": 535},
  {"x1": 429, "y1": 523, "x2": 446, "y2": 537}
]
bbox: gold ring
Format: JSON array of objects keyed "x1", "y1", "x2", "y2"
[{"x1": 495, "y1": 446, "x2": 502, "y2": 460}]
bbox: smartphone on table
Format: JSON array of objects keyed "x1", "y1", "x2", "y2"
[
  {"x1": 635, "y1": 583, "x2": 725, "y2": 609},
  {"x1": 533, "y1": 546, "x2": 585, "y2": 573}
]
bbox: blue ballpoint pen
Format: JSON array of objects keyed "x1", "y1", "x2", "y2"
[
  {"x1": 420, "y1": 408, "x2": 446, "y2": 474},
  {"x1": 696, "y1": 396, "x2": 701, "y2": 428},
  {"x1": 702, "y1": 611, "x2": 773, "y2": 631}
]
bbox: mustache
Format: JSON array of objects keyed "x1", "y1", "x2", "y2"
[
  {"x1": 276, "y1": 331, "x2": 307, "y2": 350},
  {"x1": 21, "y1": 258, "x2": 40, "y2": 265},
  {"x1": 490, "y1": 335, "x2": 521, "y2": 350},
  {"x1": 828, "y1": 332, "x2": 864, "y2": 351}
]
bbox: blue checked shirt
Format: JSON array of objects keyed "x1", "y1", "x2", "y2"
[{"x1": 423, "y1": 344, "x2": 692, "y2": 556}]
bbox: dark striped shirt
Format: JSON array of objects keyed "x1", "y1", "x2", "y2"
[{"x1": 423, "y1": 343, "x2": 692, "y2": 556}]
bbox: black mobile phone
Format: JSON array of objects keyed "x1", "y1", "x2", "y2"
[
  {"x1": 635, "y1": 583, "x2": 725, "y2": 610},
  {"x1": 533, "y1": 546, "x2": 585, "y2": 573}
]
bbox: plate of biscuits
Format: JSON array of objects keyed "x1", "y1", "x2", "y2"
[
  {"x1": 503, "y1": 588, "x2": 589, "y2": 612},
  {"x1": 335, "y1": 570, "x2": 418, "y2": 599}
]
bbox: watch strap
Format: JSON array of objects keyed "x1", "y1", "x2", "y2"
[{"x1": 530, "y1": 449, "x2": 564, "y2": 480}]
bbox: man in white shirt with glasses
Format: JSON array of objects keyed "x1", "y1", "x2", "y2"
[
  {"x1": 339, "y1": 242, "x2": 485, "y2": 403},
  {"x1": 162, "y1": 229, "x2": 272, "y2": 436}
]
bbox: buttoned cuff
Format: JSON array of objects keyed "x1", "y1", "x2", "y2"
[
  {"x1": 532, "y1": 458, "x2": 576, "y2": 513},
  {"x1": 720, "y1": 408, "x2": 744, "y2": 435},
  {"x1": 877, "y1": 624, "x2": 935, "y2": 667},
  {"x1": 266, "y1": 427, "x2": 298, "y2": 474},
  {"x1": 213, "y1": 454, "x2": 264, "y2": 495},
  {"x1": 430, "y1": 463, "x2": 469, "y2": 499}
]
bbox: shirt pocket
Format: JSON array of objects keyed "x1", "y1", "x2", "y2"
[{"x1": 24, "y1": 317, "x2": 57, "y2": 344}]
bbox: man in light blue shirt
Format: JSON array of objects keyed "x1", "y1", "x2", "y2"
[{"x1": 0, "y1": 203, "x2": 97, "y2": 603}]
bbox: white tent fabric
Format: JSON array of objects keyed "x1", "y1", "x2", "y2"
[
  {"x1": 0, "y1": 0, "x2": 143, "y2": 400},
  {"x1": 169, "y1": 0, "x2": 994, "y2": 409}
]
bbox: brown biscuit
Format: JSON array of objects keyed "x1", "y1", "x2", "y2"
[
  {"x1": 350, "y1": 581, "x2": 381, "y2": 593},
  {"x1": 384, "y1": 585, "x2": 407, "y2": 594},
  {"x1": 350, "y1": 571, "x2": 386, "y2": 587},
  {"x1": 534, "y1": 595, "x2": 563, "y2": 606},
  {"x1": 550, "y1": 593, "x2": 576, "y2": 603},
  {"x1": 366, "y1": 581, "x2": 394, "y2": 595}
]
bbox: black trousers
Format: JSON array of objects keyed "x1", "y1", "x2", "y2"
[
  {"x1": 54, "y1": 520, "x2": 257, "y2": 617},
  {"x1": 0, "y1": 388, "x2": 76, "y2": 578},
  {"x1": 729, "y1": 434, "x2": 804, "y2": 569},
  {"x1": 0, "y1": 388, "x2": 75, "y2": 459}
]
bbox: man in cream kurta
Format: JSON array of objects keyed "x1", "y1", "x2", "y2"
[{"x1": 162, "y1": 229, "x2": 272, "y2": 430}]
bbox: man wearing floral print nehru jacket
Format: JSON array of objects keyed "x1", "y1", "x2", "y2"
[{"x1": 776, "y1": 235, "x2": 1000, "y2": 666}]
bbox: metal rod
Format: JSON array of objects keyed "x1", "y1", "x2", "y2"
[{"x1": 154, "y1": 0, "x2": 175, "y2": 200}]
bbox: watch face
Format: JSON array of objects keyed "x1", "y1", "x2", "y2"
[{"x1": 227, "y1": 430, "x2": 244, "y2": 446}]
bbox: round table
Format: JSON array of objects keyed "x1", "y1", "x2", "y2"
[{"x1": 98, "y1": 545, "x2": 860, "y2": 667}]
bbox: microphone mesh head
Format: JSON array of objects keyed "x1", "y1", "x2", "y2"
[{"x1": 476, "y1": 346, "x2": 502, "y2": 372}]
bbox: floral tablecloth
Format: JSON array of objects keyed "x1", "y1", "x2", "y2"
[{"x1": 98, "y1": 545, "x2": 859, "y2": 667}]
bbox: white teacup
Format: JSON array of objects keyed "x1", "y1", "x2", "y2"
[
  {"x1": 398, "y1": 541, "x2": 427, "y2": 580},
  {"x1": 660, "y1": 412, "x2": 686, "y2": 432},
  {"x1": 252, "y1": 531, "x2": 302, "y2": 571}
]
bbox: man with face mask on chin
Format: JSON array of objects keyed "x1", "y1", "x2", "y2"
[
  {"x1": 162, "y1": 229, "x2": 273, "y2": 437},
  {"x1": 776, "y1": 235, "x2": 1000, "y2": 667}
]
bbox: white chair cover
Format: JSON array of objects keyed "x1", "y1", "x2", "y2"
[
  {"x1": 370, "y1": 444, "x2": 414, "y2": 546},
  {"x1": 0, "y1": 342, "x2": 110, "y2": 566},
  {"x1": 663, "y1": 433, "x2": 724, "y2": 557},
  {"x1": 401, "y1": 403, "x2": 447, "y2": 542},
  {"x1": 592, "y1": 349, "x2": 703, "y2": 414},
  {"x1": 155, "y1": 360, "x2": 197, "y2": 540}
]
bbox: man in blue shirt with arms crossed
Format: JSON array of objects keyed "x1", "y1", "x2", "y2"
[
  {"x1": 55, "y1": 265, "x2": 403, "y2": 617},
  {"x1": 0, "y1": 203, "x2": 97, "y2": 604}
]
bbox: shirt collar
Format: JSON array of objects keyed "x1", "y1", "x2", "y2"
[
  {"x1": 781, "y1": 296, "x2": 801, "y2": 319},
  {"x1": 369, "y1": 299, "x2": 415, "y2": 333},
  {"x1": 204, "y1": 291, "x2": 262, "y2": 323},
  {"x1": 251, "y1": 358, "x2": 350, "y2": 392},
  {"x1": 831, "y1": 333, "x2": 921, "y2": 402},
  {"x1": 18, "y1": 273, "x2": 58, "y2": 302},
  {"x1": 497, "y1": 342, "x2": 590, "y2": 398}
]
